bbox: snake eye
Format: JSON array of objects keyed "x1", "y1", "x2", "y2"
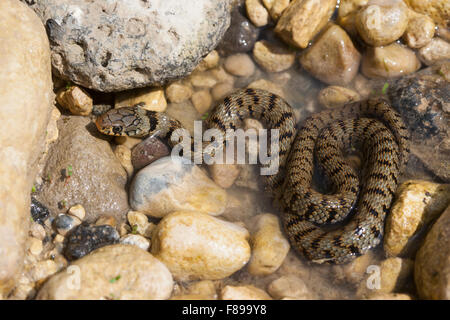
[{"x1": 112, "y1": 126, "x2": 122, "y2": 135}]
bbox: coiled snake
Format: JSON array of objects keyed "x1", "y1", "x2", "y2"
[{"x1": 96, "y1": 88, "x2": 410, "y2": 264}]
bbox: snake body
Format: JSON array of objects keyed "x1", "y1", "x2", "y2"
[{"x1": 96, "y1": 88, "x2": 410, "y2": 264}]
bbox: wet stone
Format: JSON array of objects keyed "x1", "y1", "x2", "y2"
[
  {"x1": 64, "y1": 224, "x2": 119, "y2": 261},
  {"x1": 30, "y1": 198, "x2": 50, "y2": 224},
  {"x1": 53, "y1": 214, "x2": 81, "y2": 236},
  {"x1": 131, "y1": 137, "x2": 170, "y2": 170}
]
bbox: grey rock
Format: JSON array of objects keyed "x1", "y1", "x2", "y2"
[
  {"x1": 36, "y1": 116, "x2": 129, "y2": 223},
  {"x1": 24, "y1": 0, "x2": 231, "y2": 92}
]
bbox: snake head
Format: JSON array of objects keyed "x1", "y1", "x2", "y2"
[{"x1": 95, "y1": 107, "x2": 148, "y2": 137}]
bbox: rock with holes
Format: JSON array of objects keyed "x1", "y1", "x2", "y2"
[{"x1": 24, "y1": 0, "x2": 231, "y2": 92}]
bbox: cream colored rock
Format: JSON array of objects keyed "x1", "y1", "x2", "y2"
[
  {"x1": 28, "y1": 237, "x2": 43, "y2": 256},
  {"x1": 275, "y1": 0, "x2": 337, "y2": 49},
  {"x1": 152, "y1": 211, "x2": 251, "y2": 281},
  {"x1": 246, "y1": 0, "x2": 270, "y2": 27},
  {"x1": 191, "y1": 90, "x2": 213, "y2": 114},
  {"x1": 30, "y1": 222, "x2": 46, "y2": 241},
  {"x1": 196, "y1": 50, "x2": 220, "y2": 72},
  {"x1": 221, "y1": 285, "x2": 272, "y2": 300},
  {"x1": 0, "y1": 0, "x2": 54, "y2": 295},
  {"x1": 247, "y1": 79, "x2": 285, "y2": 99},
  {"x1": 415, "y1": 205, "x2": 450, "y2": 300},
  {"x1": 130, "y1": 157, "x2": 227, "y2": 218},
  {"x1": 384, "y1": 180, "x2": 450, "y2": 257},
  {"x1": 269, "y1": 0, "x2": 291, "y2": 21},
  {"x1": 186, "y1": 280, "x2": 218, "y2": 299},
  {"x1": 404, "y1": 0, "x2": 449, "y2": 27},
  {"x1": 267, "y1": 275, "x2": 314, "y2": 299},
  {"x1": 189, "y1": 72, "x2": 218, "y2": 88},
  {"x1": 95, "y1": 215, "x2": 117, "y2": 227},
  {"x1": 211, "y1": 82, "x2": 235, "y2": 101},
  {"x1": 165, "y1": 82, "x2": 193, "y2": 103},
  {"x1": 115, "y1": 87, "x2": 167, "y2": 112},
  {"x1": 56, "y1": 85, "x2": 93, "y2": 116},
  {"x1": 68, "y1": 204, "x2": 86, "y2": 221},
  {"x1": 37, "y1": 245, "x2": 173, "y2": 300},
  {"x1": 247, "y1": 214, "x2": 290, "y2": 275},
  {"x1": 418, "y1": 38, "x2": 450, "y2": 66},
  {"x1": 210, "y1": 66, "x2": 235, "y2": 85},
  {"x1": 253, "y1": 40, "x2": 296, "y2": 73},
  {"x1": 356, "y1": 0, "x2": 409, "y2": 46},
  {"x1": 403, "y1": 12, "x2": 435, "y2": 49},
  {"x1": 318, "y1": 86, "x2": 361, "y2": 108},
  {"x1": 300, "y1": 24, "x2": 361, "y2": 85},
  {"x1": 224, "y1": 54, "x2": 256, "y2": 77},
  {"x1": 120, "y1": 234, "x2": 150, "y2": 251},
  {"x1": 209, "y1": 163, "x2": 241, "y2": 189},
  {"x1": 127, "y1": 210, "x2": 154, "y2": 237},
  {"x1": 337, "y1": 0, "x2": 370, "y2": 37},
  {"x1": 332, "y1": 250, "x2": 378, "y2": 285},
  {"x1": 361, "y1": 43, "x2": 421, "y2": 79},
  {"x1": 113, "y1": 145, "x2": 133, "y2": 178}
]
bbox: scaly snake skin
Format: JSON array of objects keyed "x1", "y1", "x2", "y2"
[{"x1": 96, "y1": 88, "x2": 410, "y2": 264}]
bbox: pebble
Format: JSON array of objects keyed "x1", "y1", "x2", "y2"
[
  {"x1": 245, "y1": 0, "x2": 270, "y2": 27},
  {"x1": 68, "y1": 204, "x2": 86, "y2": 221},
  {"x1": 300, "y1": 24, "x2": 361, "y2": 85},
  {"x1": 247, "y1": 79, "x2": 285, "y2": 99},
  {"x1": 115, "y1": 87, "x2": 167, "y2": 112},
  {"x1": 191, "y1": 90, "x2": 213, "y2": 114},
  {"x1": 165, "y1": 82, "x2": 193, "y2": 103},
  {"x1": 384, "y1": 180, "x2": 450, "y2": 257},
  {"x1": 151, "y1": 210, "x2": 251, "y2": 281},
  {"x1": 127, "y1": 211, "x2": 154, "y2": 238},
  {"x1": 114, "y1": 144, "x2": 134, "y2": 178},
  {"x1": 56, "y1": 85, "x2": 93, "y2": 116},
  {"x1": 189, "y1": 72, "x2": 218, "y2": 88},
  {"x1": 269, "y1": 0, "x2": 291, "y2": 21},
  {"x1": 196, "y1": 50, "x2": 220, "y2": 72},
  {"x1": 221, "y1": 285, "x2": 272, "y2": 300},
  {"x1": 355, "y1": 0, "x2": 409, "y2": 46},
  {"x1": 209, "y1": 163, "x2": 241, "y2": 189},
  {"x1": 403, "y1": 12, "x2": 435, "y2": 49},
  {"x1": 29, "y1": 222, "x2": 46, "y2": 241},
  {"x1": 95, "y1": 216, "x2": 117, "y2": 228},
  {"x1": 28, "y1": 237, "x2": 44, "y2": 256},
  {"x1": 267, "y1": 275, "x2": 314, "y2": 299},
  {"x1": 275, "y1": 0, "x2": 337, "y2": 49},
  {"x1": 318, "y1": 86, "x2": 361, "y2": 109},
  {"x1": 418, "y1": 38, "x2": 450, "y2": 66},
  {"x1": 131, "y1": 137, "x2": 170, "y2": 170},
  {"x1": 210, "y1": 66, "x2": 235, "y2": 85},
  {"x1": 415, "y1": 205, "x2": 450, "y2": 300},
  {"x1": 129, "y1": 156, "x2": 227, "y2": 218},
  {"x1": 30, "y1": 198, "x2": 50, "y2": 224},
  {"x1": 224, "y1": 53, "x2": 255, "y2": 77},
  {"x1": 37, "y1": 245, "x2": 173, "y2": 300},
  {"x1": 53, "y1": 214, "x2": 82, "y2": 236},
  {"x1": 247, "y1": 214, "x2": 290, "y2": 276},
  {"x1": 404, "y1": 0, "x2": 449, "y2": 27},
  {"x1": 64, "y1": 224, "x2": 120, "y2": 261},
  {"x1": 120, "y1": 234, "x2": 150, "y2": 251},
  {"x1": 186, "y1": 280, "x2": 218, "y2": 299},
  {"x1": 252, "y1": 40, "x2": 296, "y2": 73},
  {"x1": 361, "y1": 43, "x2": 421, "y2": 79},
  {"x1": 211, "y1": 82, "x2": 235, "y2": 101}
]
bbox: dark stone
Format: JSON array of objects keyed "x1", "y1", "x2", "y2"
[
  {"x1": 53, "y1": 214, "x2": 76, "y2": 230},
  {"x1": 64, "y1": 224, "x2": 119, "y2": 261},
  {"x1": 131, "y1": 137, "x2": 170, "y2": 170},
  {"x1": 30, "y1": 198, "x2": 49, "y2": 224}
]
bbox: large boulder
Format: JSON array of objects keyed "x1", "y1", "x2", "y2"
[
  {"x1": 24, "y1": 0, "x2": 232, "y2": 92},
  {"x1": 0, "y1": 0, "x2": 54, "y2": 295}
]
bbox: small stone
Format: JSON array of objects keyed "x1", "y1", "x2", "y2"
[
  {"x1": 191, "y1": 90, "x2": 213, "y2": 114},
  {"x1": 252, "y1": 40, "x2": 296, "y2": 73},
  {"x1": 403, "y1": 0, "x2": 449, "y2": 27},
  {"x1": 129, "y1": 157, "x2": 227, "y2": 218},
  {"x1": 221, "y1": 285, "x2": 272, "y2": 300},
  {"x1": 28, "y1": 237, "x2": 43, "y2": 256},
  {"x1": 269, "y1": 0, "x2": 291, "y2": 21},
  {"x1": 29, "y1": 222, "x2": 46, "y2": 241},
  {"x1": 115, "y1": 87, "x2": 167, "y2": 112},
  {"x1": 114, "y1": 145, "x2": 134, "y2": 178},
  {"x1": 56, "y1": 85, "x2": 93, "y2": 116},
  {"x1": 54, "y1": 214, "x2": 82, "y2": 236},
  {"x1": 403, "y1": 11, "x2": 435, "y2": 49},
  {"x1": 131, "y1": 137, "x2": 170, "y2": 170},
  {"x1": 275, "y1": 0, "x2": 337, "y2": 49},
  {"x1": 120, "y1": 234, "x2": 150, "y2": 251},
  {"x1": 210, "y1": 66, "x2": 235, "y2": 85},
  {"x1": 318, "y1": 86, "x2": 361, "y2": 108},
  {"x1": 95, "y1": 216, "x2": 117, "y2": 228},
  {"x1": 247, "y1": 214, "x2": 290, "y2": 275},
  {"x1": 127, "y1": 211, "x2": 154, "y2": 238},
  {"x1": 37, "y1": 245, "x2": 173, "y2": 300},
  {"x1": 211, "y1": 82, "x2": 235, "y2": 101},
  {"x1": 196, "y1": 50, "x2": 220, "y2": 72},
  {"x1": 91, "y1": 104, "x2": 113, "y2": 116},
  {"x1": 361, "y1": 43, "x2": 421, "y2": 79},
  {"x1": 415, "y1": 205, "x2": 450, "y2": 300},
  {"x1": 152, "y1": 210, "x2": 251, "y2": 281},
  {"x1": 224, "y1": 53, "x2": 255, "y2": 77},
  {"x1": 418, "y1": 38, "x2": 450, "y2": 66},
  {"x1": 54, "y1": 234, "x2": 65, "y2": 244},
  {"x1": 247, "y1": 79, "x2": 285, "y2": 99},
  {"x1": 64, "y1": 224, "x2": 119, "y2": 261},
  {"x1": 68, "y1": 204, "x2": 86, "y2": 221},
  {"x1": 267, "y1": 275, "x2": 314, "y2": 299},
  {"x1": 355, "y1": 0, "x2": 409, "y2": 46},
  {"x1": 165, "y1": 82, "x2": 193, "y2": 103},
  {"x1": 189, "y1": 72, "x2": 218, "y2": 88},
  {"x1": 384, "y1": 180, "x2": 450, "y2": 257},
  {"x1": 332, "y1": 250, "x2": 378, "y2": 285},
  {"x1": 119, "y1": 222, "x2": 131, "y2": 237},
  {"x1": 209, "y1": 163, "x2": 241, "y2": 189},
  {"x1": 30, "y1": 198, "x2": 50, "y2": 224},
  {"x1": 299, "y1": 24, "x2": 361, "y2": 85},
  {"x1": 245, "y1": 0, "x2": 270, "y2": 27},
  {"x1": 186, "y1": 280, "x2": 218, "y2": 299}
]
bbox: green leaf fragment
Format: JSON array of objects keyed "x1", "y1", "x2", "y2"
[
  {"x1": 201, "y1": 112, "x2": 209, "y2": 120},
  {"x1": 382, "y1": 82, "x2": 389, "y2": 95},
  {"x1": 109, "y1": 275, "x2": 121, "y2": 283},
  {"x1": 31, "y1": 185, "x2": 36, "y2": 193}
]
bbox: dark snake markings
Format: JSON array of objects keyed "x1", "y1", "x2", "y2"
[{"x1": 96, "y1": 88, "x2": 410, "y2": 264}]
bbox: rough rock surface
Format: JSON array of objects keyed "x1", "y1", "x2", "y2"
[
  {"x1": 24, "y1": 0, "x2": 231, "y2": 92},
  {"x1": 0, "y1": 0, "x2": 53, "y2": 295},
  {"x1": 36, "y1": 116, "x2": 129, "y2": 222},
  {"x1": 415, "y1": 205, "x2": 450, "y2": 300},
  {"x1": 37, "y1": 244, "x2": 174, "y2": 300}
]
